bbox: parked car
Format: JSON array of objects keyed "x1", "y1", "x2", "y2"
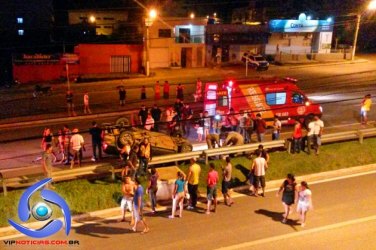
[
  {"x1": 101, "y1": 124, "x2": 193, "y2": 156},
  {"x1": 241, "y1": 53, "x2": 269, "y2": 71}
]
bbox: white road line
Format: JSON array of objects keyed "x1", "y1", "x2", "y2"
[{"x1": 216, "y1": 215, "x2": 376, "y2": 250}]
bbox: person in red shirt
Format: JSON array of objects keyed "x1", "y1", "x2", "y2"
[
  {"x1": 292, "y1": 120, "x2": 302, "y2": 153},
  {"x1": 254, "y1": 113, "x2": 267, "y2": 142},
  {"x1": 163, "y1": 81, "x2": 170, "y2": 99},
  {"x1": 206, "y1": 163, "x2": 219, "y2": 214}
]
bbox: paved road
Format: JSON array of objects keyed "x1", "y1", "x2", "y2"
[{"x1": 3, "y1": 171, "x2": 376, "y2": 250}]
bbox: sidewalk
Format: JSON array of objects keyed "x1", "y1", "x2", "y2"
[{"x1": 1, "y1": 163, "x2": 375, "y2": 239}]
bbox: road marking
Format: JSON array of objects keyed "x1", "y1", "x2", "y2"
[{"x1": 216, "y1": 215, "x2": 376, "y2": 250}]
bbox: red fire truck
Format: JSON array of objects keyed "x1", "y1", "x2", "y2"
[{"x1": 203, "y1": 77, "x2": 322, "y2": 126}]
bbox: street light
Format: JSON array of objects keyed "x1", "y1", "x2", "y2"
[
  {"x1": 352, "y1": 0, "x2": 376, "y2": 60},
  {"x1": 145, "y1": 9, "x2": 157, "y2": 76}
]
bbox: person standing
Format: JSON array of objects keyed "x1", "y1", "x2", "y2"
[
  {"x1": 203, "y1": 111, "x2": 211, "y2": 140},
  {"x1": 70, "y1": 128, "x2": 84, "y2": 169},
  {"x1": 138, "y1": 138, "x2": 152, "y2": 176},
  {"x1": 147, "y1": 167, "x2": 159, "y2": 213},
  {"x1": 83, "y1": 92, "x2": 92, "y2": 114},
  {"x1": 276, "y1": 173, "x2": 297, "y2": 224},
  {"x1": 163, "y1": 80, "x2": 170, "y2": 99},
  {"x1": 63, "y1": 125, "x2": 71, "y2": 165},
  {"x1": 238, "y1": 111, "x2": 250, "y2": 143},
  {"x1": 206, "y1": 163, "x2": 218, "y2": 214},
  {"x1": 154, "y1": 81, "x2": 161, "y2": 100},
  {"x1": 42, "y1": 144, "x2": 55, "y2": 189},
  {"x1": 132, "y1": 177, "x2": 149, "y2": 234},
  {"x1": 119, "y1": 177, "x2": 134, "y2": 225},
  {"x1": 66, "y1": 90, "x2": 76, "y2": 116},
  {"x1": 272, "y1": 116, "x2": 281, "y2": 140},
  {"x1": 195, "y1": 78, "x2": 202, "y2": 101},
  {"x1": 196, "y1": 113, "x2": 204, "y2": 142},
  {"x1": 144, "y1": 113, "x2": 155, "y2": 131},
  {"x1": 292, "y1": 121, "x2": 303, "y2": 153},
  {"x1": 138, "y1": 105, "x2": 148, "y2": 127},
  {"x1": 119, "y1": 87, "x2": 126, "y2": 106},
  {"x1": 251, "y1": 150, "x2": 268, "y2": 197},
  {"x1": 186, "y1": 158, "x2": 201, "y2": 210},
  {"x1": 151, "y1": 104, "x2": 162, "y2": 132},
  {"x1": 141, "y1": 85, "x2": 146, "y2": 100},
  {"x1": 254, "y1": 113, "x2": 267, "y2": 142},
  {"x1": 176, "y1": 83, "x2": 184, "y2": 100},
  {"x1": 169, "y1": 171, "x2": 186, "y2": 219},
  {"x1": 296, "y1": 181, "x2": 313, "y2": 227},
  {"x1": 254, "y1": 144, "x2": 270, "y2": 163},
  {"x1": 89, "y1": 121, "x2": 102, "y2": 162},
  {"x1": 312, "y1": 116, "x2": 324, "y2": 155},
  {"x1": 182, "y1": 103, "x2": 193, "y2": 137},
  {"x1": 361, "y1": 94, "x2": 372, "y2": 125},
  {"x1": 222, "y1": 157, "x2": 234, "y2": 206}
]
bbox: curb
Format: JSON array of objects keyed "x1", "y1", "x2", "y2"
[
  {"x1": 287, "y1": 59, "x2": 368, "y2": 69},
  {"x1": 1, "y1": 163, "x2": 376, "y2": 239}
]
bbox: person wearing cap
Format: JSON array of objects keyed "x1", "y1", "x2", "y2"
[
  {"x1": 186, "y1": 158, "x2": 201, "y2": 210},
  {"x1": 70, "y1": 128, "x2": 84, "y2": 169},
  {"x1": 361, "y1": 94, "x2": 372, "y2": 125}
]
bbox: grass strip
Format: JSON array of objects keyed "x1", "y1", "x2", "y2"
[{"x1": 2, "y1": 138, "x2": 376, "y2": 227}]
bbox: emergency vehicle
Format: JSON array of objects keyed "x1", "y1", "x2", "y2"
[{"x1": 203, "y1": 77, "x2": 322, "y2": 126}]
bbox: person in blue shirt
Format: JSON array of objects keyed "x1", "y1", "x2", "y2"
[
  {"x1": 169, "y1": 171, "x2": 186, "y2": 219},
  {"x1": 132, "y1": 177, "x2": 149, "y2": 234}
]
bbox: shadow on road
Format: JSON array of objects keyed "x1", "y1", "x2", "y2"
[
  {"x1": 73, "y1": 219, "x2": 134, "y2": 238},
  {"x1": 255, "y1": 209, "x2": 300, "y2": 231}
]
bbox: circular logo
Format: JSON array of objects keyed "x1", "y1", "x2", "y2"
[
  {"x1": 297, "y1": 106, "x2": 306, "y2": 115},
  {"x1": 31, "y1": 202, "x2": 52, "y2": 221}
]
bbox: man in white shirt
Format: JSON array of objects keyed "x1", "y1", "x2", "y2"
[
  {"x1": 306, "y1": 116, "x2": 324, "y2": 155},
  {"x1": 251, "y1": 151, "x2": 268, "y2": 197},
  {"x1": 70, "y1": 128, "x2": 84, "y2": 169}
]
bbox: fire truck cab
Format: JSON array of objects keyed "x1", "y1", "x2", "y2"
[{"x1": 204, "y1": 78, "x2": 322, "y2": 126}]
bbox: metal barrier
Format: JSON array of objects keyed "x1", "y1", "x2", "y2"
[
  {"x1": 2, "y1": 128, "x2": 376, "y2": 195},
  {"x1": 148, "y1": 151, "x2": 203, "y2": 166},
  {"x1": 204, "y1": 140, "x2": 286, "y2": 164},
  {"x1": 0, "y1": 163, "x2": 117, "y2": 196}
]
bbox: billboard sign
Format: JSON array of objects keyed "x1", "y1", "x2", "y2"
[{"x1": 269, "y1": 13, "x2": 333, "y2": 33}]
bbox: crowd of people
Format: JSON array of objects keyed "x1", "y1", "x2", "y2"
[{"x1": 118, "y1": 148, "x2": 313, "y2": 234}]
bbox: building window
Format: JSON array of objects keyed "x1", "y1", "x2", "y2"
[
  {"x1": 178, "y1": 28, "x2": 191, "y2": 43},
  {"x1": 158, "y1": 29, "x2": 171, "y2": 38},
  {"x1": 103, "y1": 17, "x2": 115, "y2": 20},
  {"x1": 18, "y1": 30, "x2": 24, "y2": 36},
  {"x1": 17, "y1": 17, "x2": 23, "y2": 24}
]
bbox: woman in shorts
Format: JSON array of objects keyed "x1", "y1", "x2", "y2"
[
  {"x1": 296, "y1": 181, "x2": 313, "y2": 227},
  {"x1": 169, "y1": 171, "x2": 186, "y2": 218},
  {"x1": 276, "y1": 173, "x2": 297, "y2": 224}
]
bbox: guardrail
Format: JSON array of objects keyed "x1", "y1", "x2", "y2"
[
  {"x1": 148, "y1": 151, "x2": 203, "y2": 166},
  {"x1": 0, "y1": 163, "x2": 120, "y2": 196},
  {"x1": 1, "y1": 127, "x2": 376, "y2": 196},
  {"x1": 204, "y1": 140, "x2": 286, "y2": 164}
]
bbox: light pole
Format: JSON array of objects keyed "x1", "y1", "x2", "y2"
[
  {"x1": 145, "y1": 9, "x2": 157, "y2": 77},
  {"x1": 352, "y1": 0, "x2": 376, "y2": 60}
]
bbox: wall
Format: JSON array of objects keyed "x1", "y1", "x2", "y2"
[
  {"x1": 266, "y1": 33, "x2": 312, "y2": 55},
  {"x1": 13, "y1": 64, "x2": 79, "y2": 84},
  {"x1": 74, "y1": 44, "x2": 142, "y2": 74}
]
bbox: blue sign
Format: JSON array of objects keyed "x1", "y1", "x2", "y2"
[
  {"x1": 269, "y1": 13, "x2": 333, "y2": 33},
  {"x1": 8, "y1": 178, "x2": 71, "y2": 238}
]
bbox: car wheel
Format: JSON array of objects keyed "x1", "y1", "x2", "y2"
[
  {"x1": 118, "y1": 131, "x2": 134, "y2": 148},
  {"x1": 180, "y1": 143, "x2": 193, "y2": 153},
  {"x1": 116, "y1": 117, "x2": 131, "y2": 127}
]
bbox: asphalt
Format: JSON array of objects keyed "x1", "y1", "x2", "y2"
[
  {"x1": 1, "y1": 163, "x2": 375, "y2": 239},
  {"x1": 0, "y1": 59, "x2": 367, "y2": 126}
]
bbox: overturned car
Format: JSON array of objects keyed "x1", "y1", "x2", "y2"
[{"x1": 102, "y1": 124, "x2": 193, "y2": 156}]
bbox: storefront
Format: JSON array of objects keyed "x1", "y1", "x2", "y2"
[{"x1": 266, "y1": 13, "x2": 333, "y2": 55}]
